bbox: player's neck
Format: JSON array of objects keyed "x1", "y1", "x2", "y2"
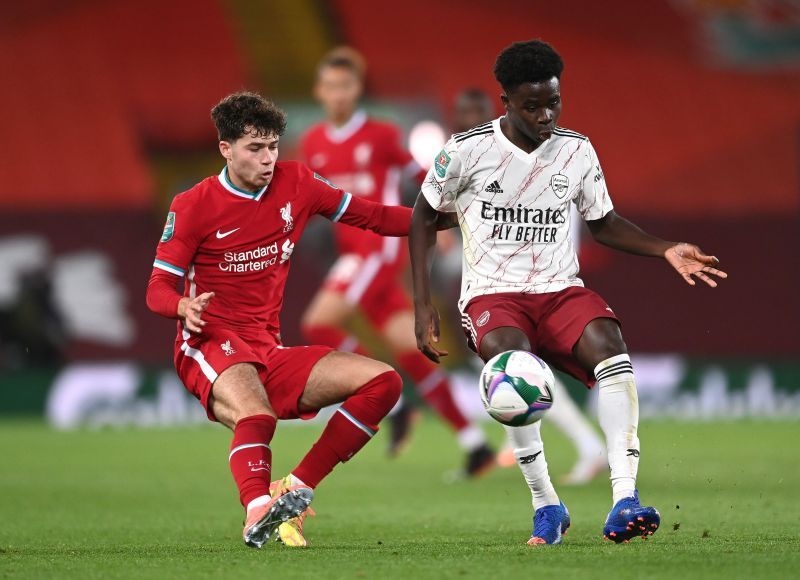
[
  {"x1": 224, "y1": 166, "x2": 260, "y2": 194},
  {"x1": 499, "y1": 116, "x2": 543, "y2": 154},
  {"x1": 329, "y1": 109, "x2": 361, "y2": 129}
]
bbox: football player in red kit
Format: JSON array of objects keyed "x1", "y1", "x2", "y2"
[
  {"x1": 299, "y1": 47, "x2": 494, "y2": 472},
  {"x1": 146, "y1": 92, "x2": 449, "y2": 549}
]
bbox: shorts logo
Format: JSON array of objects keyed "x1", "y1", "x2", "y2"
[
  {"x1": 550, "y1": 174, "x2": 569, "y2": 198},
  {"x1": 221, "y1": 340, "x2": 236, "y2": 356},
  {"x1": 434, "y1": 149, "x2": 451, "y2": 178},
  {"x1": 476, "y1": 311, "x2": 491, "y2": 327},
  {"x1": 160, "y1": 212, "x2": 175, "y2": 242}
]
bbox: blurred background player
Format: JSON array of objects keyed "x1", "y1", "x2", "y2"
[
  {"x1": 445, "y1": 88, "x2": 607, "y2": 484},
  {"x1": 298, "y1": 47, "x2": 494, "y2": 476}
]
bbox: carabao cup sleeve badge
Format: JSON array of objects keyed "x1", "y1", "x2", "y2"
[
  {"x1": 434, "y1": 149, "x2": 451, "y2": 178},
  {"x1": 161, "y1": 212, "x2": 176, "y2": 242}
]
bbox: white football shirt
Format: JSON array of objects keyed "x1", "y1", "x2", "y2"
[{"x1": 421, "y1": 117, "x2": 612, "y2": 310}]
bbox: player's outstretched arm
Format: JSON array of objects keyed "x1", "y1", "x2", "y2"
[
  {"x1": 410, "y1": 193, "x2": 449, "y2": 363},
  {"x1": 335, "y1": 195, "x2": 457, "y2": 236},
  {"x1": 586, "y1": 210, "x2": 728, "y2": 288}
]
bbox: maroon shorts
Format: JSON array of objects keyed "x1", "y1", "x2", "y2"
[
  {"x1": 323, "y1": 252, "x2": 412, "y2": 329},
  {"x1": 461, "y1": 287, "x2": 619, "y2": 388},
  {"x1": 173, "y1": 325, "x2": 333, "y2": 422}
]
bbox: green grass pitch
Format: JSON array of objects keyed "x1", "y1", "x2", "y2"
[{"x1": 1, "y1": 418, "x2": 798, "y2": 579}]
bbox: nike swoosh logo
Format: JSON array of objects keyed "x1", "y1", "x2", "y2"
[
  {"x1": 250, "y1": 467, "x2": 270, "y2": 472},
  {"x1": 216, "y1": 227, "x2": 240, "y2": 239}
]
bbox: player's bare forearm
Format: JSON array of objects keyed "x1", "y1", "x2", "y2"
[
  {"x1": 587, "y1": 210, "x2": 728, "y2": 287},
  {"x1": 586, "y1": 210, "x2": 673, "y2": 257},
  {"x1": 410, "y1": 194, "x2": 439, "y2": 306},
  {"x1": 410, "y1": 193, "x2": 449, "y2": 362}
]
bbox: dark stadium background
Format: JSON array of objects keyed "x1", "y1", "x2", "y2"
[{"x1": 1, "y1": 0, "x2": 798, "y2": 423}]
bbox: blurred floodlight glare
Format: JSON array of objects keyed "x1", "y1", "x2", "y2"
[{"x1": 409, "y1": 121, "x2": 446, "y2": 170}]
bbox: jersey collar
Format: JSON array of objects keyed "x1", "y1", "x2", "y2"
[
  {"x1": 217, "y1": 166, "x2": 268, "y2": 201},
  {"x1": 493, "y1": 117, "x2": 550, "y2": 163},
  {"x1": 325, "y1": 109, "x2": 368, "y2": 143}
]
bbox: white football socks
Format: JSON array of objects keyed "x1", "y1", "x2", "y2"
[
  {"x1": 595, "y1": 354, "x2": 640, "y2": 505},
  {"x1": 505, "y1": 421, "x2": 560, "y2": 509}
]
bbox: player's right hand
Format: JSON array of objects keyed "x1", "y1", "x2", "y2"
[
  {"x1": 414, "y1": 302, "x2": 448, "y2": 364},
  {"x1": 178, "y1": 292, "x2": 215, "y2": 333}
]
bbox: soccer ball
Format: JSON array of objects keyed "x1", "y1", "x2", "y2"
[{"x1": 479, "y1": 350, "x2": 555, "y2": 426}]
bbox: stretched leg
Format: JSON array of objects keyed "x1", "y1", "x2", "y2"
[
  {"x1": 290, "y1": 352, "x2": 402, "y2": 488},
  {"x1": 573, "y1": 318, "x2": 660, "y2": 541},
  {"x1": 211, "y1": 363, "x2": 276, "y2": 511},
  {"x1": 573, "y1": 319, "x2": 637, "y2": 504},
  {"x1": 210, "y1": 363, "x2": 310, "y2": 549},
  {"x1": 481, "y1": 328, "x2": 569, "y2": 544}
]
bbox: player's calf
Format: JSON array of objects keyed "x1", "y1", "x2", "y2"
[{"x1": 292, "y1": 369, "x2": 402, "y2": 488}]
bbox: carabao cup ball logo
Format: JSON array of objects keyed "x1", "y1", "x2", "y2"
[{"x1": 479, "y1": 350, "x2": 555, "y2": 426}]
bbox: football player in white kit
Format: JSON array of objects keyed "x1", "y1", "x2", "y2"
[
  {"x1": 450, "y1": 88, "x2": 608, "y2": 483},
  {"x1": 410, "y1": 40, "x2": 727, "y2": 545}
]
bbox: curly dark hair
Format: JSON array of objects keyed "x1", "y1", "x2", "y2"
[
  {"x1": 211, "y1": 91, "x2": 287, "y2": 142},
  {"x1": 493, "y1": 40, "x2": 564, "y2": 92}
]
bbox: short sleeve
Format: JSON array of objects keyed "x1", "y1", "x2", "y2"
[
  {"x1": 420, "y1": 137, "x2": 463, "y2": 213},
  {"x1": 574, "y1": 140, "x2": 613, "y2": 221},
  {"x1": 152, "y1": 196, "x2": 200, "y2": 278}
]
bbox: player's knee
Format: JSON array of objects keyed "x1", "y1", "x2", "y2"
[
  {"x1": 480, "y1": 328, "x2": 530, "y2": 360},
  {"x1": 575, "y1": 319, "x2": 628, "y2": 369},
  {"x1": 361, "y1": 366, "x2": 402, "y2": 411}
]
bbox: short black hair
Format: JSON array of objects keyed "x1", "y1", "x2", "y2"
[
  {"x1": 493, "y1": 40, "x2": 564, "y2": 92},
  {"x1": 211, "y1": 91, "x2": 287, "y2": 142}
]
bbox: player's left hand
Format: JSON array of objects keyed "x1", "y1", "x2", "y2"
[
  {"x1": 665, "y1": 243, "x2": 728, "y2": 288},
  {"x1": 414, "y1": 302, "x2": 449, "y2": 363}
]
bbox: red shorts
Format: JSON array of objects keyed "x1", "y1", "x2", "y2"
[
  {"x1": 323, "y1": 252, "x2": 412, "y2": 328},
  {"x1": 173, "y1": 325, "x2": 333, "y2": 422},
  {"x1": 461, "y1": 287, "x2": 619, "y2": 388}
]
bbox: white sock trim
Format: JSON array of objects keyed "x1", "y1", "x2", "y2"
[
  {"x1": 229, "y1": 442, "x2": 270, "y2": 462},
  {"x1": 246, "y1": 494, "x2": 271, "y2": 513},
  {"x1": 288, "y1": 473, "x2": 307, "y2": 487},
  {"x1": 594, "y1": 353, "x2": 633, "y2": 383}
]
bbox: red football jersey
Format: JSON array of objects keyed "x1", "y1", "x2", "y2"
[
  {"x1": 300, "y1": 111, "x2": 425, "y2": 259},
  {"x1": 148, "y1": 161, "x2": 411, "y2": 343}
]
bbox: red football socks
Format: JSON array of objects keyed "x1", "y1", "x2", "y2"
[
  {"x1": 395, "y1": 350, "x2": 469, "y2": 431},
  {"x1": 292, "y1": 370, "x2": 401, "y2": 488},
  {"x1": 228, "y1": 414, "x2": 277, "y2": 507},
  {"x1": 302, "y1": 324, "x2": 369, "y2": 356}
]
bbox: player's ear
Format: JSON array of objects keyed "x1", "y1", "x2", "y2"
[
  {"x1": 218, "y1": 140, "x2": 232, "y2": 160},
  {"x1": 500, "y1": 93, "x2": 509, "y2": 110}
]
